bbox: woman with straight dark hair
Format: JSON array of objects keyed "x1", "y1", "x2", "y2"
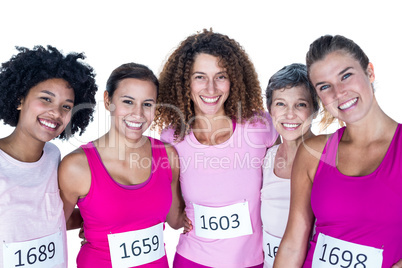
[{"x1": 59, "y1": 63, "x2": 185, "y2": 267}]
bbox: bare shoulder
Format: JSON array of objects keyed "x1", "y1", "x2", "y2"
[
  {"x1": 59, "y1": 148, "x2": 89, "y2": 174},
  {"x1": 293, "y1": 134, "x2": 330, "y2": 182},
  {"x1": 163, "y1": 142, "x2": 178, "y2": 157},
  {"x1": 58, "y1": 148, "x2": 91, "y2": 195},
  {"x1": 163, "y1": 142, "x2": 179, "y2": 181},
  {"x1": 299, "y1": 134, "x2": 329, "y2": 158}
]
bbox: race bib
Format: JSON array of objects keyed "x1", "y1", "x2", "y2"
[
  {"x1": 312, "y1": 233, "x2": 383, "y2": 268},
  {"x1": 193, "y1": 202, "x2": 253, "y2": 239},
  {"x1": 3, "y1": 230, "x2": 64, "y2": 268},
  {"x1": 263, "y1": 230, "x2": 282, "y2": 267},
  {"x1": 107, "y1": 222, "x2": 165, "y2": 267}
]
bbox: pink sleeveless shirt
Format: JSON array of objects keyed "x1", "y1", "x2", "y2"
[
  {"x1": 304, "y1": 125, "x2": 402, "y2": 268},
  {"x1": 76, "y1": 137, "x2": 172, "y2": 267},
  {"x1": 161, "y1": 114, "x2": 278, "y2": 268}
]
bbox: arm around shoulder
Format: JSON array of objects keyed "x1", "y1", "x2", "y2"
[
  {"x1": 164, "y1": 144, "x2": 185, "y2": 230},
  {"x1": 274, "y1": 136, "x2": 327, "y2": 267},
  {"x1": 58, "y1": 148, "x2": 91, "y2": 230}
]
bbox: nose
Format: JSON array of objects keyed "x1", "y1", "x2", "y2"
[
  {"x1": 132, "y1": 104, "x2": 144, "y2": 118},
  {"x1": 206, "y1": 79, "x2": 217, "y2": 94},
  {"x1": 334, "y1": 83, "x2": 347, "y2": 99},
  {"x1": 48, "y1": 105, "x2": 63, "y2": 119},
  {"x1": 285, "y1": 107, "x2": 297, "y2": 119}
]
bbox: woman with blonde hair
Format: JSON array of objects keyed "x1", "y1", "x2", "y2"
[{"x1": 274, "y1": 35, "x2": 402, "y2": 268}]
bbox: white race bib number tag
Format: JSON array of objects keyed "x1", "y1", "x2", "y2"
[
  {"x1": 193, "y1": 202, "x2": 253, "y2": 239},
  {"x1": 107, "y1": 222, "x2": 165, "y2": 268},
  {"x1": 3, "y1": 230, "x2": 64, "y2": 268},
  {"x1": 312, "y1": 233, "x2": 383, "y2": 268},
  {"x1": 263, "y1": 231, "x2": 281, "y2": 267}
]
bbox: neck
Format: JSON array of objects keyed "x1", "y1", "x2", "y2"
[
  {"x1": 193, "y1": 112, "x2": 231, "y2": 129},
  {"x1": 192, "y1": 113, "x2": 232, "y2": 144},
  {"x1": 0, "y1": 130, "x2": 45, "y2": 162},
  {"x1": 342, "y1": 99, "x2": 397, "y2": 143},
  {"x1": 280, "y1": 130, "x2": 315, "y2": 160},
  {"x1": 96, "y1": 130, "x2": 149, "y2": 160}
]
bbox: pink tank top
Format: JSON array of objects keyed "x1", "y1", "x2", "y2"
[
  {"x1": 304, "y1": 125, "x2": 402, "y2": 268},
  {"x1": 160, "y1": 113, "x2": 278, "y2": 268},
  {"x1": 76, "y1": 137, "x2": 171, "y2": 267}
]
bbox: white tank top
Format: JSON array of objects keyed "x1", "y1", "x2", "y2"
[
  {"x1": 261, "y1": 144, "x2": 291, "y2": 237},
  {"x1": 0, "y1": 142, "x2": 67, "y2": 268}
]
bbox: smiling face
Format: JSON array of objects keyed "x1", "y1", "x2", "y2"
[
  {"x1": 17, "y1": 78, "x2": 74, "y2": 143},
  {"x1": 270, "y1": 86, "x2": 315, "y2": 142},
  {"x1": 190, "y1": 53, "x2": 231, "y2": 117},
  {"x1": 309, "y1": 51, "x2": 375, "y2": 124},
  {"x1": 105, "y1": 78, "x2": 157, "y2": 142}
]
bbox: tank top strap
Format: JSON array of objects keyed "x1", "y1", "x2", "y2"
[
  {"x1": 388, "y1": 124, "x2": 402, "y2": 156},
  {"x1": 320, "y1": 127, "x2": 346, "y2": 167},
  {"x1": 81, "y1": 142, "x2": 103, "y2": 172},
  {"x1": 148, "y1": 137, "x2": 172, "y2": 183}
]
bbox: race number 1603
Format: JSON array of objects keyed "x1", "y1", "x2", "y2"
[
  {"x1": 193, "y1": 202, "x2": 253, "y2": 239},
  {"x1": 200, "y1": 214, "x2": 240, "y2": 231}
]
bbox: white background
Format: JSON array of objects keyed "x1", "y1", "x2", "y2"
[{"x1": 1, "y1": 1, "x2": 401, "y2": 267}]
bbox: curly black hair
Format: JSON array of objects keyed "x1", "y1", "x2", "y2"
[{"x1": 0, "y1": 45, "x2": 98, "y2": 139}]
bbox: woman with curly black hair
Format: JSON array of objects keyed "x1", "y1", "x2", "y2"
[
  {"x1": 0, "y1": 45, "x2": 97, "y2": 268},
  {"x1": 157, "y1": 29, "x2": 279, "y2": 268}
]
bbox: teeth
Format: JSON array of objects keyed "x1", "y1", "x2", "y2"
[
  {"x1": 125, "y1": 121, "x2": 142, "y2": 128},
  {"x1": 200, "y1": 96, "x2": 220, "y2": 103},
  {"x1": 339, "y1": 98, "x2": 357, "y2": 110},
  {"x1": 39, "y1": 119, "x2": 56, "y2": 129},
  {"x1": 283, "y1": 123, "x2": 300, "y2": 128}
]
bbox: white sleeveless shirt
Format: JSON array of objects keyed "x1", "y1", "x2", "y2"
[
  {"x1": 261, "y1": 145, "x2": 291, "y2": 268},
  {"x1": 0, "y1": 142, "x2": 67, "y2": 268}
]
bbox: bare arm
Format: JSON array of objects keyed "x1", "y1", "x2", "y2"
[
  {"x1": 392, "y1": 260, "x2": 402, "y2": 268},
  {"x1": 66, "y1": 207, "x2": 83, "y2": 230},
  {"x1": 58, "y1": 149, "x2": 91, "y2": 230},
  {"x1": 274, "y1": 136, "x2": 326, "y2": 267},
  {"x1": 164, "y1": 144, "x2": 186, "y2": 230}
]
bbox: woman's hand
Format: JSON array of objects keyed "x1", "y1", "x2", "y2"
[
  {"x1": 78, "y1": 223, "x2": 87, "y2": 246},
  {"x1": 183, "y1": 212, "x2": 193, "y2": 234}
]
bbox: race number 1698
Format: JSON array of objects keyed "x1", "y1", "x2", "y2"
[{"x1": 312, "y1": 233, "x2": 383, "y2": 268}]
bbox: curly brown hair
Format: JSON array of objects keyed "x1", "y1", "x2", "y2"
[{"x1": 154, "y1": 29, "x2": 264, "y2": 141}]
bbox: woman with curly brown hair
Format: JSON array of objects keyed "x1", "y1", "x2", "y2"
[
  {"x1": 0, "y1": 45, "x2": 97, "y2": 268},
  {"x1": 156, "y1": 29, "x2": 279, "y2": 268}
]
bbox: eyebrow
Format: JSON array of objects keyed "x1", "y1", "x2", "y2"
[
  {"x1": 314, "y1": 66, "x2": 354, "y2": 88},
  {"x1": 191, "y1": 71, "x2": 227, "y2": 76},
  {"x1": 121, "y1": 95, "x2": 155, "y2": 102},
  {"x1": 41, "y1": 90, "x2": 74, "y2": 103},
  {"x1": 273, "y1": 97, "x2": 310, "y2": 102}
]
